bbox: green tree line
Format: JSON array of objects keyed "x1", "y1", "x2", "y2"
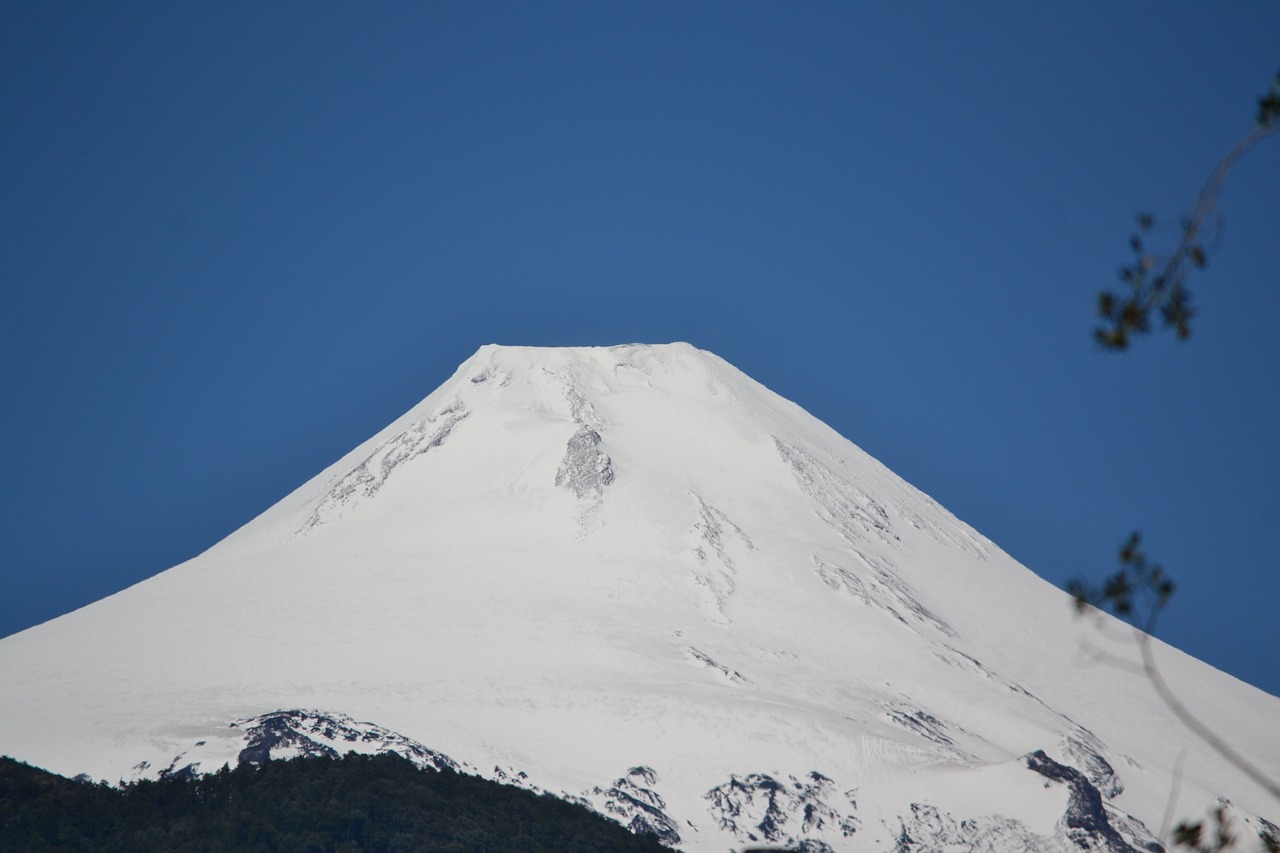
[{"x1": 0, "y1": 752, "x2": 672, "y2": 853}]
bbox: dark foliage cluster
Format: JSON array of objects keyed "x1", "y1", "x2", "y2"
[
  {"x1": 1094, "y1": 70, "x2": 1279, "y2": 351},
  {"x1": 1172, "y1": 807, "x2": 1280, "y2": 853},
  {"x1": 0, "y1": 752, "x2": 672, "y2": 853},
  {"x1": 1068, "y1": 531, "x2": 1174, "y2": 630},
  {"x1": 1097, "y1": 210, "x2": 1201, "y2": 350}
]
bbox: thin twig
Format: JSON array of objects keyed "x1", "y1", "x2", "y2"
[{"x1": 1159, "y1": 120, "x2": 1279, "y2": 285}]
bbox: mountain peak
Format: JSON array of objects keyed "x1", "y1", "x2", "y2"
[
  {"x1": 1, "y1": 345, "x2": 1276, "y2": 852},
  {"x1": 452, "y1": 341, "x2": 738, "y2": 403},
  {"x1": 459, "y1": 341, "x2": 714, "y2": 379}
]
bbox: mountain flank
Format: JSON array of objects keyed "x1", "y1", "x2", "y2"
[{"x1": 0, "y1": 344, "x2": 1276, "y2": 852}]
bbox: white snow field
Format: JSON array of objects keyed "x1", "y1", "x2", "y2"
[{"x1": 1, "y1": 344, "x2": 1276, "y2": 852}]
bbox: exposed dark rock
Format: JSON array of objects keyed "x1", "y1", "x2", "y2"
[
  {"x1": 1026, "y1": 749, "x2": 1157, "y2": 852},
  {"x1": 231, "y1": 709, "x2": 460, "y2": 773},
  {"x1": 1259, "y1": 816, "x2": 1280, "y2": 848},
  {"x1": 587, "y1": 765, "x2": 682, "y2": 846},
  {"x1": 894, "y1": 802, "x2": 1038, "y2": 852},
  {"x1": 1062, "y1": 728, "x2": 1124, "y2": 799},
  {"x1": 704, "y1": 770, "x2": 858, "y2": 848}
]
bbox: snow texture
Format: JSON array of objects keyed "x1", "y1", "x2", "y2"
[
  {"x1": 300, "y1": 401, "x2": 469, "y2": 532},
  {"x1": 0, "y1": 343, "x2": 1276, "y2": 852}
]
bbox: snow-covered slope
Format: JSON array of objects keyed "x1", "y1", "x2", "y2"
[{"x1": 1, "y1": 343, "x2": 1276, "y2": 852}]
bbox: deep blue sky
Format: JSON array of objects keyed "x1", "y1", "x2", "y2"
[{"x1": 2, "y1": 3, "x2": 1277, "y2": 697}]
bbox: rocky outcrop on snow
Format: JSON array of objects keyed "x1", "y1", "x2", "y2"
[
  {"x1": 554, "y1": 386, "x2": 615, "y2": 501},
  {"x1": 894, "y1": 802, "x2": 1054, "y2": 853},
  {"x1": 704, "y1": 770, "x2": 860, "y2": 849},
  {"x1": 141, "y1": 709, "x2": 468, "y2": 781},
  {"x1": 893, "y1": 749, "x2": 1164, "y2": 853},
  {"x1": 583, "y1": 766, "x2": 682, "y2": 846},
  {"x1": 231, "y1": 710, "x2": 463, "y2": 773},
  {"x1": 556, "y1": 426, "x2": 615, "y2": 498},
  {"x1": 1061, "y1": 727, "x2": 1125, "y2": 800},
  {"x1": 1025, "y1": 750, "x2": 1161, "y2": 852},
  {"x1": 127, "y1": 707, "x2": 1178, "y2": 853}
]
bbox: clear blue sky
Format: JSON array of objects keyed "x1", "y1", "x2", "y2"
[{"x1": 2, "y1": 3, "x2": 1277, "y2": 696}]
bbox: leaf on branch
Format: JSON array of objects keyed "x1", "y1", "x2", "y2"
[
  {"x1": 1094, "y1": 71, "x2": 1280, "y2": 351},
  {"x1": 1257, "y1": 71, "x2": 1280, "y2": 126}
]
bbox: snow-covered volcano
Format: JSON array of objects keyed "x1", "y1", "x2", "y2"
[{"x1": 1, "y1": 343, "x2": 1276, "y2": 851}]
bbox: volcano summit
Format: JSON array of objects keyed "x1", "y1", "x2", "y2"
[{"x1": 1, "y1": 343, "x2": 1276, "y2": 851}]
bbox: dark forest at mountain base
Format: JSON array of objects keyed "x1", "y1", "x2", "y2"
[{"x1": 0, "y1": 752, "x2": 672, "y2": 853}]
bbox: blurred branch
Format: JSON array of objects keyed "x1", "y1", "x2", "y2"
[
  {"x1": 1068, "y1": 534, "x2": 1280, "y2": 808},
  {"x1": 1094, "y1": 71, "x2": 1280, "y2": 350},
  {"x1": 1076, "y1": 67, "x2": 1280, "y2": 853}
]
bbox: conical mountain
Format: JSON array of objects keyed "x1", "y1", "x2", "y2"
[{"x1": 1, "y1": 343, "x2": 1276, "y2": 851}]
